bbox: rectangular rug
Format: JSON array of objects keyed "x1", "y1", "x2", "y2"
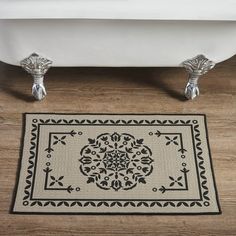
[{"x1": 12, "y1": 113, "x2": 221, "y2": 214}]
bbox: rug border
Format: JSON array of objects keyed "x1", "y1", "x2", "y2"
[{"x1": 10, "y1": 113, "x2": 221, "y2": 215}]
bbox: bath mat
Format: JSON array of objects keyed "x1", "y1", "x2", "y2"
[{"x1": 12, "y1": 113, "x2": 221, "y2": 214}]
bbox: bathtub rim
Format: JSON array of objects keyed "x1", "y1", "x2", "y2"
[{"x1": 1, "y1": 0, "x2": 236, "y2": 22}]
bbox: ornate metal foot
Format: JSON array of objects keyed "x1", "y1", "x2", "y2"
[
  {"x1": 182, "y1": 55, "x2": 215, "y2": 100},
  {"x1": 20, "y1": 53, "x2": 52, "y2": 100}
]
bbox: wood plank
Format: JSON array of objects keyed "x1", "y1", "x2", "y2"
[{"x1": 0, "y1": 56, "x2": 235, "y2": 235}]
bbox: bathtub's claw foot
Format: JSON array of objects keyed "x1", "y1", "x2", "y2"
[
  {"x1": 32, "y1": 83, "x2": 47, "y2": 100},
  {"x1": 182, "y1": 55, "x2": 215, "y2": 100},
  {"x1": 184, "y1": 82, "x2": 200, "y2": 100},
  {"x1": 20, "y1": 53, "x2": 52, "y2": 101}
]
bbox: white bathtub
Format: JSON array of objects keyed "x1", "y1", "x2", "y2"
[{"x1": 0, "y1": 0, "x2": 236, "y2": 100}]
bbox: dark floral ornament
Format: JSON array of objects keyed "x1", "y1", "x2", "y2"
[{"x1": 79, "y1": 132, "x2": 154, "y2": 191}]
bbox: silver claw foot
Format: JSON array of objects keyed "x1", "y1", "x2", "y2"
[
  {"x1": 20, "y1": 53, "x2": 52, "y2": 100},
  {"x1": 182, "y1": 55, "x2": 215, "y2": 100}
]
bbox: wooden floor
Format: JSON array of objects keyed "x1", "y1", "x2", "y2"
[{"x1": 0, "y1": 56, "x2": 235, "y2": 236}]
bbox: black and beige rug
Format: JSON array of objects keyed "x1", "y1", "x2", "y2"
[{"x1": 12, "y1": 113, "x2": 220, "y2": 214}]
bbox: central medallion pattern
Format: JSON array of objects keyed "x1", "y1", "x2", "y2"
[{"x1": 79, "y1": 132, "x2": 154, "y2": 191}]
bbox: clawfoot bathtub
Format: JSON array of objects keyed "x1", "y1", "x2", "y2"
[{"x1": 0, "y1": 0, "x2": 236, "y2": 100}]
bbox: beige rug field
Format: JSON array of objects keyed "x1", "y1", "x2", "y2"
[{"x1": 12, "y1": 113, "x2": 220, "y2": 214}]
